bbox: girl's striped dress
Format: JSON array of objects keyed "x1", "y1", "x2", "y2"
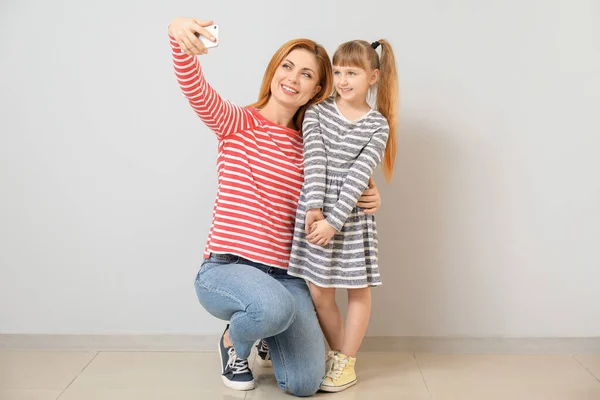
[{"x1": 287, "y1": 97, "x2": 389, "y2": 288}]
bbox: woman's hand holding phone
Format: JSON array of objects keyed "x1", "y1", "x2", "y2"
[{"x1": 168, "y1": 18, "x2": 218, "y2": 56}]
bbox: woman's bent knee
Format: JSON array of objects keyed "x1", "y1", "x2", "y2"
[
  {"x1": 285, "y1": 370, "x2": 322, "y2": 397},
  {"x1": 248, "y1": 288, "x2": 296, "y2": 333}
]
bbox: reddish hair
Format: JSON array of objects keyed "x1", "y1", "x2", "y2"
[{"x1": 249, "y1": 39, "x2": 333, "y2": 131}]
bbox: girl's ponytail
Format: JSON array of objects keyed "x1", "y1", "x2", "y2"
[{"x1": 374, "y1": 39, "x2": 398, "y2": 182}]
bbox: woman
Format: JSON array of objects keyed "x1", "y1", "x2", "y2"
[{"x1": 168, "y1": 17, "x2": 382, "y2": 397}]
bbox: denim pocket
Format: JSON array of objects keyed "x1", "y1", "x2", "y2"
[
  {"x1": 209, "y1": 253, "x2": 240, "y2": 264},
  {"x1": 199, "y1": 253, "x2": 239, "y2": 274}
]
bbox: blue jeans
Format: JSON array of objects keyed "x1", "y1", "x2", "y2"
[{"x1": 194, "y1": 253, "x2": 326, "y2": 397}]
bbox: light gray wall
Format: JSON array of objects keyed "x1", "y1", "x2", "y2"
[{"x1": 1, "y1": 0, "x2": 598, "y2": 336}]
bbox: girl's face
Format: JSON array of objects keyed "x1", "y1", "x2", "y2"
[
  {"x1": 333, "y1": 65, "x2": 379, "y2": 104},
  {"x1": 270, "y1": 49, "x2": 322, "y2": 111}
]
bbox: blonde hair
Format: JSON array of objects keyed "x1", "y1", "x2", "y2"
[
  {"x1": 332, "y1": 40, "x2": 399, "y2": 182},
  {"x1": 249, "y1": 39, "x2": 333, "y2": 131}
]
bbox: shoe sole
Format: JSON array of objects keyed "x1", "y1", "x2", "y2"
[
  {"x1": 217, "y1": 342, "x2": 255, "y2": 391},
  {"x1": 220, "y1": 375, "x2": 255, "y2": 391},
  {"x1": 319, "y1": 379, "x2": 357, "y2": 393}
]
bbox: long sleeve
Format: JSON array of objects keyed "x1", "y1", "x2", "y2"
[
  {"x1": 326, "y1": 124, "x2": 389, "y2": 231},
  {"x1": 302, "y1": 106, "x2": 328, "y2": 210},
  {"x1": 169, "y1": 35, "x2": 253, "y2": 140}
]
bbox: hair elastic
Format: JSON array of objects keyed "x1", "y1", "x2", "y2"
[{"x1": 371, "y1": 41, "x2": 381, "y2": 49}]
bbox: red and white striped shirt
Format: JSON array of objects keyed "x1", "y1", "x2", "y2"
[{"x1": 170, "y1": 36, "x2": 304, "y2": 268}]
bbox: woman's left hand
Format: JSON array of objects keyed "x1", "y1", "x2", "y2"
[{"x1": 357, "y1": 177, "x2": 382, "y2": 214}]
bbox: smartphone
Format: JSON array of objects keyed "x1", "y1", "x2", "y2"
[{"x1": 198, "y1": 24, "x2": 219, "y2": 49}]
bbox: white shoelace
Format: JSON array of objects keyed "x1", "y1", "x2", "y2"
[
  {"x1": 258, "y1": 340, "x2": 269, "y2": 353},
  {"x1": 327, "y1": 356, "x2": 348, "y2": 380},
  {"x1": 227, "y1": 347, "x2": 250, "y2": 375}
]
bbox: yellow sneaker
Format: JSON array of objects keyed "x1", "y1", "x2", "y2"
[
  {"x1": 326, "y1": 350, "x2": 337, "y2": 372},
  {"x1": 320, "y1": 352, "x2": 357, "y2": 392}
]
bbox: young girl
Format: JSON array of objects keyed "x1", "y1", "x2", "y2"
[{"x1": 287, "y1": 39, "x2": 398, "y2": 392}]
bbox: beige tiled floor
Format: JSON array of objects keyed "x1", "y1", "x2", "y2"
[{"x1": 1, "y1": 350, "x2": 599, "y2": 399}]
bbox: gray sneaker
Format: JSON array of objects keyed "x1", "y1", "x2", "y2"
[
  {"x1": 218, "y1": 325, "x2": 255, "y2": 390},
  {"x1": 255, "y1": 339, "x2": 272, "y2": 367}
]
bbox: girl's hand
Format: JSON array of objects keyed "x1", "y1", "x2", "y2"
[
  {"x1": 305, "y1": 209, "x2": 324, "y2": 235},
  {"x1": 357, "y1": 177, "x2": 381, "y2": 214},
  {"x1": 307, "y1": 220, "x2": 336, "y2": 246},
  {"x1": 168, "y1": 17, "x2": 216, "y2": 56}
]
